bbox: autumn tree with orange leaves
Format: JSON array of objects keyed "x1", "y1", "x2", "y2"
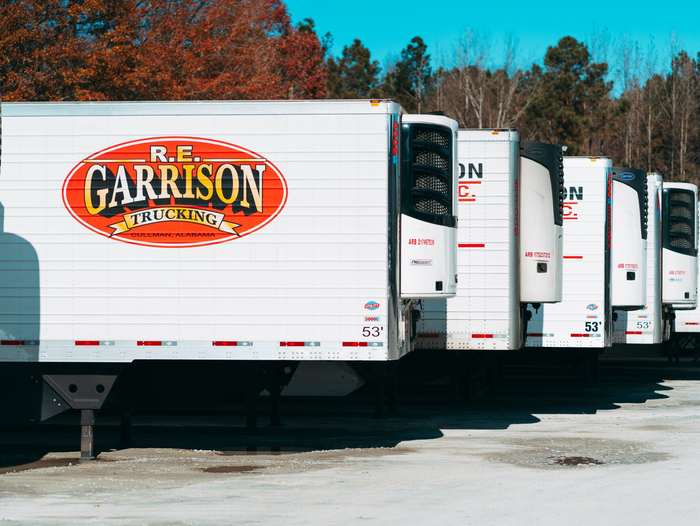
[{"x1": 0, "y1": 0, "x2": 327, "y2": 101}]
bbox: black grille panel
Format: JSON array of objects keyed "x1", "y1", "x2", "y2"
[
  {"x1": 673, "y1": 191, "x2": 694, "y2": 204},
  {"x1": 671, "y1": 236, "x2": 694, "y2": 249},
  {"x1": 664, "y1": 188, "x2": 697, "y2": 255},
  {"x1": 415, "y1": 149, "x2": 450, "y2": 172},
  {"x1": 671, "y1": 204, "x2": 693, "y2": 220},
  {"x1": 416, "y1": 173, "x2": 450, "y2": 194},
  {"x1": 401, "y1": 122, "x2": 455, "y2": 225},
  {"x1": 415, "y1": 128, "x2": 450, "y2": 149},
  {"x1": 415, "y1": 197, "x2": 450, "y2": 216}
]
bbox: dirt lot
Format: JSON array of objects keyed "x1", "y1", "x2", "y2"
[{"x1": 1, "y1": 361, "x2": 700, "y2": 525}]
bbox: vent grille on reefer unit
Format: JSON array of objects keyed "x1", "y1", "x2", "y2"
[
  {"x1": 666, "y1": 189, "x2": 696, "y2": 252},
  {"x1": 401, "y1": 123, "x2": 455, "y2": 227}
]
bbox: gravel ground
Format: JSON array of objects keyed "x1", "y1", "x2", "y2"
[{"x1": 1, "y1": 362, "x2": 699, "y2": 525}]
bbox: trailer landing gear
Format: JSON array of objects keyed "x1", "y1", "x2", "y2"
[{"x1": 42, "y1": 365, "x2": 124, "y2": 461}]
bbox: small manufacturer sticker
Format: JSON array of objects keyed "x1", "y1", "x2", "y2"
[
  {"x1": 587, "y1": 304, "x2": 598, "y2": 311},
  {"x1": 365, "y1": 316, "x2": 380, "y2": 322},
  {"x1": 618, "y1": 172, "x2": 635, "y2": 180},
  {"x1": 364, "y1": 301, "x2": 380, "y2": 311},
  {"x1": 411, "y1": 259, "x2": 433, "y2": 266}
]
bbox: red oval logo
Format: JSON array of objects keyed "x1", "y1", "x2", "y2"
[{"x1": 62, "y1": 137, "x2": 287, "y2": 247}]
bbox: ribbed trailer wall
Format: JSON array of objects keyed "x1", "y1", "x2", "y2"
[
  {"x1": 415, "y1": 130, "x2": 520, "y2": 350},
  {"x1": 0, "y1": 100, "x2": 430, "y2": 363},
  {"x1": 524, "y1": 157, "x2": 612, "y2": 348}
]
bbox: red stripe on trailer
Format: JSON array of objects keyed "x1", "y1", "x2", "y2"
[
  {"x1": 459, "y1": 181, "x2": 481, "y2": 185},
  {"x1": 137, "y1": 341, "x2": 162, "y2": 346},
  {"x1": 686, "y1": 323, "x2": 699, "y2": 326},
  {"x1": 459, "y1": 243, "x2": 485, "y2": 248},
  {"x1": 571, "y1": 334, "x2": 590, "y2": 338},
  {"x1": 471, "y1": 334, "x2": 494, "y2": 339},
  {"x1": 625, "y1": 331, "x2": 643, "y2": 335},
  {"x1": 343, "y1": 342, "x2": 370, "y2": 347},
  {"x1": 1, "y1": 340, "x2": 24, "y2": 346},
  {"x1": 213, "y1": 341, "x2": 238, "y2": 346},
  {"x1": 459, "y1": 198, "x2": 476, "y2": 202},
  {"x1": 417, "y1": 333, "x2": 440, "y2": 338},
  {"x1": 75, "y1": 341, "x2": 100, "y2": 346},
  {"x1": 280, "y1": 342, "x2": 305, "y2": 347},
  {"x1": 563, "y1": 256, "x2": 583, "y2": 259},
  {"x1": 527, "y1": 333, "x2": 544, "y2": 337}
]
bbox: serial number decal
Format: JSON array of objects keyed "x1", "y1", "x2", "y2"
[
  {"x1": 63, "y1": 138, "x2": 288, "y2": 248},
  {"x1": 618, "y1": 263, "x2": 639, "y2": 269},
  {"x1": 524, "y1": 251, "x2": 551, "y2": 258}
]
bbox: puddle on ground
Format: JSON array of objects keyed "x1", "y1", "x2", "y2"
[
  {"x1": 482, "y1": 437, "x2": 672, "y2": 470},
  {"x1": 218, "y1": 447, "x2": 305, "y2": 456},
  {"x1": 550, "y1": 456, "x2": 605, "y2": 466},
  {"x1": 201, "y1": 465, "x2": 262, "y2": 474}
]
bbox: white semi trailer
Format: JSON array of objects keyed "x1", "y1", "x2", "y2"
[
  {"x1": 613, "y1": 173, "x2": 664, "y2": 345},
  {"x1": 524, "y1": 162, "x2": 649, "y2": 352},
  {"x1": 663, "y1": 184, "x2": 699, "y2": 361},
  {"x1": 0, "y1": 100, "x2": 459, "y2": 457},
  {"x1": 524, "y1": 157, "x2": 612, "y2": 349},
  {"x1": 414, "y1": 131, "x2": 564, "y2": 352},
  {"x1": 662, "y1": 182, "x2": 698, "y2": 309}
]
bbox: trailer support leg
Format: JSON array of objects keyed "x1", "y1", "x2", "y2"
[{"x1": 80, "y1": 409, "x2": 96, "y2": 461}]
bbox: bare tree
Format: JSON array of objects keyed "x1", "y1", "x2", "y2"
[{"x1": 492, "y1": 34, "x2": 538, "y2": 129}]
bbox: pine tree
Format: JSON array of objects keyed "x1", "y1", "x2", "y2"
[
  {"x1": 325, "y1": 39, "x2": 381, "y2": 99},
  {"x1": 381, "y1": 36, "x2": 432, "y2": 113}
]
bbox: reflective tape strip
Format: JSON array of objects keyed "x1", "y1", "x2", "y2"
[
  {"x1": 571, "y1": 334, "x2": 590, "y2": 338},
  {"x1": 471, "y1": 334, "x2": 494, "y2": 339},
  {"x1": 417, "y1": 333, "x2": 441, "y2": 338}
]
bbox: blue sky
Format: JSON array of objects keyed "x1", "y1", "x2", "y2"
[{"x1": 285, "y1": 0, "x2": 700, "y2": 76}]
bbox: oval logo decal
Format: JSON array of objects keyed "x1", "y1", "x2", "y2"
[
  {"x1": 364, "y1": 301, "x2": 380, "y2": 311},
  {"x1": 587, "y1": 304, "x2": 598, "y2": 310},
  {"x1": 618, "y1": 172, "x2": 635, "y2": 181},
  {"x1": 526, "y1": 148, "x2": 546, "y2": 156},
  {"x1": 63, "y1": 137, "x2": 287, "y2": 247}
]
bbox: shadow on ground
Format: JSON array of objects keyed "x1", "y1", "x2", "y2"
[{"x1": 0, "y1": 360, "x2": 698, "y2": 470}]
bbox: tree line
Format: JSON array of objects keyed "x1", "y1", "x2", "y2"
[{"x1": 1, "y1": 1, "x2": 699, "y2": 184}]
